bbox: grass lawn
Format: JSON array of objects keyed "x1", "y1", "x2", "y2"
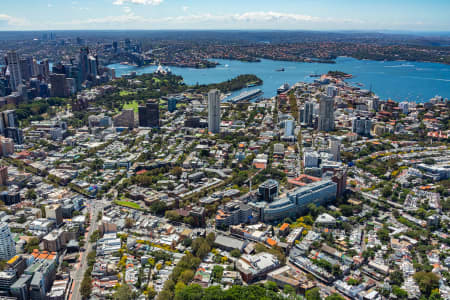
[
  {"x1": 122, "y1": 100, "x2": 140, "y2": 112},
  {"x1": 119, "y1": 91, "x2": 136, "y2": 96},
  {"x1": 114, "y1": 200, "x2": 141, "y2": 210}
]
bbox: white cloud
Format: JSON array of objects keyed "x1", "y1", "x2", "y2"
[
  {"x1": 50, "y1": 11, "x2": 370, "y2": 30},
  {"x1": 47, "y1": 3, "x2": 53, "y2": 7},
  {"x1": 0, "y1": 14, "x2": 29, "y2": 27},
  {"x1": 232, "y1": 11, "x2": 319, "y2": 22},
  {"x1": 113, "y1": 0, "x2": 163, "y2": 5},
  {"x1": 182, "y1": 6, "x2": 189, "y2": 12}
]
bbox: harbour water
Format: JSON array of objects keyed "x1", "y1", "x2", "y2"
[{"x1": 110, "y1": 56, "x2": 450, "y2": 102}]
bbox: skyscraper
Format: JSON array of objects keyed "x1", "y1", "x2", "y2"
[
  {"x1": 138, "y1": 100, "x2": 159, "y2": 127},
  {"x1": 45, "y1": 204, "x2": 63, "y2": 227},
  {"x1": 19, "y1": 57, "x2": 33, "y2": 81},
  {"x1": 6, "y1": 51, "x2": 22, "y2": 92},
  {"x1": 208, "y1": 89, "x2": 220, "y2": 134},
  {"x1": 318, "y1": 95, "x2": 334, "y2": 132},
  {"x1": 78, "y1": 47, "x2": 90, "y2": 82},
  {"x1": 0, "y1": 222, "x2": 16, "y2": 260},
  {"x1": 1, "y1": 110, "x2": 18, "y2": 128},
  {"x1": 49, "y1": 73, "x2": 67, "y2": 97},
  {"x1": 284, "y1": 119, "x2": 294, "y2": 138},
  {"x1": 301, "y1": 101, "x2": 314, "y2": 127},
  {"x1": 329, "y1": 138, "x2": 341, "y2": 162},
  {"x1": 0, "y1": 166, "x2": 7, "y2": 186},
  {"x1": 168, "y1": 98, "x2": 177, "y2": 112},
  {"x1": 88, "y1": 55, "x2": 98, "y2": 78},
  {"x1": 326, "y1": 85, "x2": 338, "y2": 98},
  {"x1": 352, "y1": 117, "x2": 372, "y2": 137}
]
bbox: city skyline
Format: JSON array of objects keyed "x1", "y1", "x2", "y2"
[{"x1": 1, "y1": 0, "x2": 450, "y2": 31}]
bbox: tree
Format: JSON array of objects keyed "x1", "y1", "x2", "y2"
[
  {"x1": 377, "y1": 225, "x2": 390, "y2": 243},
  {"x1": 206, "y1": 232, "x2": 216, "y2": 246},
  {"x1": 150, "y1": 201, "x2": 167, "y2": 215},
  {"x1": 80, "y1": 275, "x2": 92, "y2": 299},
  {"x1": 283, "y1": 285, "x2": 296, "y2": 298},
  {"x1": 26, "y1": 189, "x2": 37, "y2": 200},
  {"x1": 182, "y1": 237, "x2": 192, "y2": 247},
  {"x1": 113, "y1": 284, "x2": 132, "y2": 300},
  {"x1": 306, "y1": 287, "x2": 322, "y2": 300},
  {"x1": 174, "y1": 284, "x2": 203, "y2": 300},
  {"x1": 125, "y1": 218, "x2": 135, "y2": 228},
  {"x1": 179, "y1": 269, "x2": 194, "y2": 284},
  {"x1": 325, "y1": 294, "x2": 345, "y2": 300},
  {"x1": 390, "y1": 270, "x2": 404, "y2": 286},
  {"x1": 170, "y1": 166, "x2": 183, "y2": 178},
  {"x1": 332, "y1": 264, "x2": 342, "y2": 277},
  {"x1": 392, "y1": 286, "x2": 408, "y2": 299},
  {"x1": 230, "y1": 249, "x2": 241, "y2": 258},
  {"x1": 212, "y1": 265, "x2": 224, "y2": 283},
  {"x1": 413, "y1": 271, "x2": 440, "y2": 297},
  {"x1": 25, "y1": 237, "x2": 40, "y2": 253},
  {"x1": 165, "y1": 210, "x2": 182, "y2": 222},
  {"x1": 196, "y1": 243, "x2": 211, "y2": 259}
]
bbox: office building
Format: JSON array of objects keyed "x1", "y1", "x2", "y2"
[
  {"x1": 318, "y1": 95, "x2": 334, "y2": 132},
  {"x1": 329, "y1": 138, "x2": 341, "y2": 161},
  {"x1": 113, "y1": 109, "x2": 135, "y2": 129},
  {"x1": 352, "y1": 117, "x2": 372, "y2": 137},
  {"x1": 168, "y1": 98, "x2": 177, "y2": 112},
  {"x1": 257, "y1": 179, "x2": 279, "y2": 202},
  {"x1": 10, "y1": 274, "x2": 32, "y2": 300},
  {"x1": 215, "y1": 201, "x2": 253, "y2": 228},
  {"x1": 0, "y1": 166, "x2": 7, "y2": 186},
  {"x1": 0, "y1": 222, "x2": 16, "y2": 260},
  {"x1": 283, "y1": 119, "x2": 295, "y2": 138},
  {"x1": 138, "y1": 100, "x2": 159, "y2": 128},
  {"x1": 19, "y1": 57, "x2": 33, "y2": 81},
  {"x1": 273, "y1": 143, "x2": 285, "y2": 156},
  {"x1": 237, "y1": 252, "x2": 280, "y2": 283},
  {"x1": 208, "y1": 89, "x2": 221, "y2": 134},
  {"x1": 88, "y1": 114, "x2": 112, "y2": 129},
  {"x1": 399, "y1": 101, "x2": 409, "y2": 114},
  {"x1": 49, "y1": 74, "x2": 67, "y2": 97},
  {"x1": 0, "y1": 270, "x2": 17, "y2": 292},
  {"x1": 26, "y1": 259, "x2": 57, "y2": 300},
  {"x1": 1, "y1": 110, "x2": 18, "y2": 130},
  {"x1": 39, "y1": 59, "x2": 50, "y2": 81},
  {"x1": 6, "y1": 256, "x2": 26, "y2": 277},
  {"x1": 251, "y1": 179, "x2": 337, "y2": 222},
  {"x1": 0, "y1": 137, "x2": 13, "y2": 156},
  {"x1": 6, "y1": 51, "x2": 22, "y2": 92},
  {"x1": 78, "y1": 47, "x2": 90, "y2": 82},
  {"x1": 304, "y1": 150, "x2": 319, "y2": 168},
  {"x1": 88, "y1": 55, "x2": 98, "y2": 78},
  {"x1": 301, "y1": 101, "x2": 314, "y2": 126},
  {"x1": 5, "y1": 127, "x2": 23, "y2": 145},
  {"x1": 45, "y1": 204, "x2": 63, "y2": 227},
  {"x1": 327, "y1": 85, "x2": 338, "y2": 98}
]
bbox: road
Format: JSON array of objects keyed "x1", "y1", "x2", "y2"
[{"x1": 69, "y1": 199, "x2": 105, "y2": 300}]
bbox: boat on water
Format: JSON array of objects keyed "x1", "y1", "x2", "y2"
[
  {"x1": 247, "y1": 83, "x2": 257, "y2": 87},
  {"x1": 309, "y1": 73, "x2": 321, "y2": 78},
  {"x1": 224, "y1": 64, "x2": 229, "y2": 68},
  {"x1": 277, "y1": 83, "x2": 290, "y2": 94},
  {"x1": 229, "y1": 89, "x2": 263, "y2": 103},
  {"x1": 276, "y1": 68, "x2": 285, "y2": 72},
  {"x1": 356, "y1": 82, "x2": 364, "y2": 87}
]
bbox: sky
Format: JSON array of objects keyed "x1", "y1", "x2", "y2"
[{"x1": 0, "y1": 0, "x2": 449, "y2": 31}]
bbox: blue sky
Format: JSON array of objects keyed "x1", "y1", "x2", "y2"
[{"x1": 0, "y1": 0, "x2": 449, "y2": 31}]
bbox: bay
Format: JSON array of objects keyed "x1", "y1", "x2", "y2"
[{"x1": 111, "y1": 56, "x2": 449, "y2": 102}]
